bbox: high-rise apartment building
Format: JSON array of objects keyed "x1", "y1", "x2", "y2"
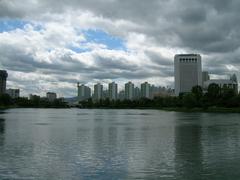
[
  {"x1": 174, "y1": 54, "x2": 202, "y2": 95},
  {"x1": 108, "y1": 82, "x2": 118, "y2": 101},
  {"x1": 0, "y1": 70, "x2": 8, "y2": 94},
  {"x1": 118, "y1": 90, "x2": 125, "y2": 101},
  {"x1": 93, "y1": 83, "x2": 103, "y2": 101},
  {"x1": 46, "y1": 92, "x2": 57, "y2": 102},
  {"x1": 77, "y1": 83, "x2": 91, "y2": 101},
  {"x1": 202, "y1": 71, "x2": 210, "y2": 85},
  {"x1": 125, "y1": 82, "x2": 134, "y2": 100},
  {"x1": 141, "y1": 82, "x2": 150, "y2": 99},
  {"x1": 6, "y1": 89, "x2": 20, "y2": 99},
  {"x1": 134, "y1": 87, "x2": 141, "y2": 100}
]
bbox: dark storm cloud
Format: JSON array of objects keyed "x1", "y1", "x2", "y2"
[
  {"x1": 145, "y1": 51, "x2": 173, "y2": 66},
  {"x1": 0, "y1": 45, "x2": 37, "y2": 72}
]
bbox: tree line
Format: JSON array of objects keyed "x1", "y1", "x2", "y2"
[
  {"x1": 78, "y1": 83, "x2": 240, "y2": 109},
  {"x1": 0, "y1": 94, "x2": 68, "y2": 108}
]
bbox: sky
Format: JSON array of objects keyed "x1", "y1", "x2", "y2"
[{"x1": 0, "y1": 0, "x2": 240, "y2": 97}]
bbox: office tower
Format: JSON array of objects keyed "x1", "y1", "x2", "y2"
[
  {"x1": 46, "y1": 92, "x2": 57, "y2": 102},
  {"x1": 108, "y1": 82, "x2": 118, "y2": 101},
  {"x1": 77, "y1": 83, "x2": 91, "y2": 101},
  {"x1": 134, "y1": 87, "x2": 141, "y2": 100},
  {"x1": 125, "y1": 82, "x2": 134, "y2": 100},
  {"x1": 141, "y1": 82, "x2": 150, "y2": 99},
  {"x1": 174, "y1": 54, "x2": 202, "y2": 95},
  {"x1": 93, "y1": 83, "x2": 103, "y2": 101},
  {"x1": 0, "y1": 70, "x2": 8, "y2": 94},
  {"x1": 6, "y1": 89, "x2": 20, "y2": 99},
  {"x1": 202, "y1": 71, "x2": 210, "y2": 84}
]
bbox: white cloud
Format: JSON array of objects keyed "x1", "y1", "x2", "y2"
[{"x1": 1, "y1": 0, "x2": 240, "y2": 97}]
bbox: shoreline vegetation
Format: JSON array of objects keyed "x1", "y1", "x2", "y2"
[
  {"x1": 0, "y1": 94, "x2": 69, "y2": 109},
  {"x1": 1, "y1": 84, "x2": 240, "y2": 113},
  {"x1": 2, "y1": 106, "x2": 240, "y2": 113},
  {"x1": 76, "y1": 84, "x2": 240, "y2": 113}
]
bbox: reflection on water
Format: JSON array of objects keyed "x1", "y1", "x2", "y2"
[
  {"x1": 0, "y1": 118, "x2": 5, "y2": 134},
  {"x1": 0, "y1": 118, "x2": 5, "y2": 147},
  {"x1": 174, "y1": 114, "x2": 203, "y2": 179},
  {"x1": 0, "y1": 109, "x2": 240, "y2": 179}
]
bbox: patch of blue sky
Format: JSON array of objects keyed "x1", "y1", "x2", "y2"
[
  {"x1": 83, "y1": 29, "x2": 127, "y2": 51},
  {"x1": 68, "y1": 46, "x2": 91, "y2": 53},
  {"x1": 0, "y1": 19, "x2": 30, "y2": 32}
]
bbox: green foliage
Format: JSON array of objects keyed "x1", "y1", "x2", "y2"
[
  {"x1": 191, "y1": 86, "x2": 203, "y2": 100},
  {"x1": 0, "y1": 94, "x2": 12, "y2": 106},
  {"x1": 0, "y1": 95, "x2": 68, "y2": 108},
  {"x1": 207, "y1": 83, "x2": 220, "y2": 100},
  {"x1": 182, "y1": 93, "x2": 197, "y2": 108}
]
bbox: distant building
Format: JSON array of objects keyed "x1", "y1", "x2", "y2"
[
  {"x1": 6, "y1": 89, "x2": 20, "y2": 99},
  {"x1": 150, "y1": 85, "x2": 158, "y2": 99},
  {"x1": 134, "y1": 87, "x2": 141, "y2": 100},
  {"x1": 108, "y1": 82, "x2": 118, "y2": 101},
  {"x1": 125, "y1": 82, "x2": 134, "y2": 100},
  {"x1": 77, "y1": 83, "x2": 91, "y2": 102},
  {"x1": 202, "y1": 71, "x2": 210, "y2": 85},
  {"x1": 204, "y1": 74, "x2": 238, "y2": 94},
  {"x1": 0, "y1": 70, "x2": 8, "y2": 94},
  {"x1": 174, "y1": 54, "x2": 202, "y2": 95},
  {"x1": 29, "y1": 94, "x2": 40, "y2": 100},
  {"x1": 118, "y1": 90, "x2": 125, "y2": 101},
  {"x1": 230, "y1": 74, "x2": 238, "y2": 83},
  {"x1": 46, "y1": 92, "x2": 57, "y2": 102},
  {"x1": 141, "y1": 82, "x2": 150, "y2": 99},
  {"x1": 102, "y1": 90, "x2": 109, "y2": 100},
  {"x1": 154, "y1": 87, "x2": 175, "y2": 97},
  {"x1": 93, "y1": 83, "x2": 103, "y2": 101}
]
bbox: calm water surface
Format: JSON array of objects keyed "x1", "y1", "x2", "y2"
[{"x1": 0, "y1": 109, "x2": 240, "y2": 179}]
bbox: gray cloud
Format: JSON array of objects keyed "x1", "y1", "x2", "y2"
[{"x1": 1, "y1": 0, "x2": 240, "y2": 96}]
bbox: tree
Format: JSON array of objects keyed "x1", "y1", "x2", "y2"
[
  {"x1": 207, "y1": 83, "x2": 220, "y2": 100},
  {"x1": 192, "y1": 86, "x2": 203, "y2": 100},
  {"x1": 0, "y1": 94, "x2": 12, "y2": 106},
  {"x1": 182, "y1": 93, "x2": 197, "y2": 108}
]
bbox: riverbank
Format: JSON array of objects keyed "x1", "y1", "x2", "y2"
[
  {"x1": 76, "y1": 106, "x2": 240, "y2": 113},
  {"x1": 162, "y1": 107, "x2": 240, "y2": 113},
  {"x1": 1, "y1": 106, "x2": 240, "y2": 113}
]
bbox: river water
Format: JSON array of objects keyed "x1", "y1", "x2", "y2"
[{"x1": 0, "y1": 108, "x2": 240, "y2": 179}]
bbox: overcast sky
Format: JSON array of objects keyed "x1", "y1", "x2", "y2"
[{"x1": 0, "y1": 0, "x2": 239, "y2": 97}]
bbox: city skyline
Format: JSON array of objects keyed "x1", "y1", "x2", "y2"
[{"x1": 0, "y1": 0, "x2": 240, "y2": 97}]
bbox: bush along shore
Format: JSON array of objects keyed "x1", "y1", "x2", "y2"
[
  {"x1": 0, "y1": 94, "x2": 69, "y2": 109},
  {"x1": 78, "y1": 84, "x2": 240, "y2": 113}
]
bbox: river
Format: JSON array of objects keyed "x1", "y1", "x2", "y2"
[{"x1": 0, "y1": 108, "x2": 240, "y2": 179}]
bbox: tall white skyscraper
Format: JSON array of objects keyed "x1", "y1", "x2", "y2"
[
  {"x1": 141, "y1": 82, "x2": 150, "y2": 99},
  {"x1": 174, "y1": 54, "x2": 202, "y2": 95},
  {"x1": 77, "y1": 83, "x2": 91, "y2": 101},
  {"x1": 108, "y1": 82, "x2": 118, "y2": 101},
  {"x1": 94, "y1": 83, "x2": 103, "y2": 101},
  {"x1": 125, "y1": 82, "x2": 134, "y2": 100}
]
